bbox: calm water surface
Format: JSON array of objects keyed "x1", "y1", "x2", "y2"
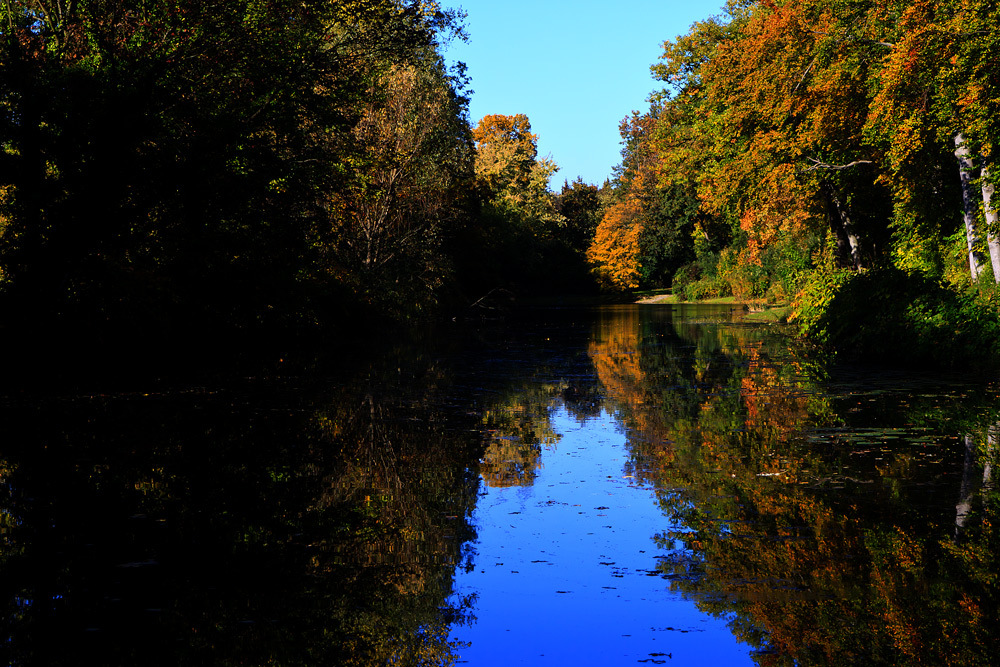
[
  {"x1": 450, "y1": 406, "x2": 753, "y2": 665},
  {"x1": 2, "y1": 304, "x2": 999, "y2": 666}
]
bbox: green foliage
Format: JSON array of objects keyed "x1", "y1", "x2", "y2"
[
  {"x1": 672, "y1": 251, "x2": 730, "y2": 301},
  {"x1": 792, "y1": 264, "x2": 855, "y2": 340},
  {"x1": 636, "y1": 182, "x2": 700, "y2": 288},
  {"x1": 758, "y1": 230, "x2": 821, "y2": 302},
  {"x1": 717, "y1": 254, "x2": 767, "y2": 301},
  {"x1": 795, "y1": 266, "x2": 1000, "y2": 366},
  {"x1": 555, "y1": 177, "x2": 602, "y2": 254}
]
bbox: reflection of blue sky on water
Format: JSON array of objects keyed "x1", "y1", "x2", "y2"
[{"x1": 449, "y1": 406, "x2": 753, "y2": 665}]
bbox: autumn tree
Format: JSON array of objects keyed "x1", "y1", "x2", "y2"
[
  {"x1": 583, "y1": 0, "x2": 990, "y2": 351},
  {"x1": 859, "y1": 0, "x2": 1000, "y2": 283},
  {"x1": 588, "y1": 109, "x2": 657, "y2": 291},
  {"x1": 471, "y1": 113, "x2": 561, "y2": 229},
  {"x1": 323, "y1": 57, "x2": 475, "y2": 317},
  {"x1": 689, "y1": 0, "x2": 895, "y2": 279},
  {"x1": 588, "y1": 102, "x2": 709, "y2": 292},
  {"x1": 589, "y1": 193, "x2": 645, "y2": 290},
  {"x1": 472, "y1": 113, "x2": 538, "y2": 197},
  {"x1": 451, "y1": 112, "x2": 588, "y2": 298}
]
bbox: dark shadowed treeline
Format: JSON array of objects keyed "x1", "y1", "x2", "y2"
[
  {"x1": 0, "y1": 2, "x2": 465, "y2": 350},
  {"x1": 0, "y1": 2, "x2": 603, "y2": 374}
]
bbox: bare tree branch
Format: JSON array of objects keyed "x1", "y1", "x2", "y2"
[
  {"x1": 803, "y1": 157, "x2": 874, "y2": 172},
  {"x1": 792, "y1": 56, "x2": 817, "y2": 94}
]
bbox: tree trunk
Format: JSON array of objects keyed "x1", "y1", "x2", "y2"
[
  {"x1": 955, "y1": 426, "x2": 998, "y2": 537},
  {"x1": 956, "y1": 434, "x2": 977, "y2": 535},
  {"x1": 982, "y1": 166, "x2": 1000, "y2": 283},
  {"x1": 985, "y1": 423, "x2": 998, "y2": 492},
  {"x1": 820, "y1": 179, "x2": 863, "y2": 270},
  {"x1": 955, "y1": 133, "x2": 987, "y2": 281}
]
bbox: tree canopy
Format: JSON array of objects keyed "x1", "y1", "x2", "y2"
[{"x1": 585, "y1": 0, "x2": 1000, "y2": 363}]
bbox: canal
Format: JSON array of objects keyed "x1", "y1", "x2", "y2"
[{"x1": 1, "y1": 304, "x2": 997, "y2": 666}]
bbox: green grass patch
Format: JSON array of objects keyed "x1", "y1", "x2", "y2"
[
  {"x1": 636, "y1": 294, "x2": 745, "y2": 305},
  {"x1": 743, "y1": 305, "x2": 793, "y2": 323}
]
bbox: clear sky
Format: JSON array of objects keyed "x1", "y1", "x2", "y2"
[{"x1": 443, "y1": 1, "x2": 724, "y2": 189}]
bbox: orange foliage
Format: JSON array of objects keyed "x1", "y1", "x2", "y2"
[
  {"x1": 472, "y1": 113, "x2": 538, "y2": 195},
  {"x1": 691, "y1": 0, "x2": 876, "y2": 274},
  {"x1": 588, "y1": 197, "x2": 644, "y2": 290},
  {"x1": 588, "y1": 111, "x2": 669, "y2": 291},
  {"x1": 739, "y1": 342, "x2": 812, "y2": 441}
]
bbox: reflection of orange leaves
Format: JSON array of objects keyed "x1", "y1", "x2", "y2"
[
  {"x1": 740, "y1": 345, "x2": 810, "y2": 441},
  {"x1": 958, "y1": 593, "x2": 982, "y2": 624},
  {"x1": 479, "y1": 436, "x2": 542, "y2": 488},
  {"x1": 587, "y1": 290, "x2": 999, "y2": 665},
  {"x1": 866, "y1": 527, "x2": 929, "y2": 661},
  {"x1": 478, "y1": 396, "x2": 561, "y2": 488},
  {"x1": 587, "y1": 309, "x2": 678, "y2": 465}
]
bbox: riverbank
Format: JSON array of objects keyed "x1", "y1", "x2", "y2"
[{"x1": 635, "y1": 293, "x2": 794, "y2": 323}]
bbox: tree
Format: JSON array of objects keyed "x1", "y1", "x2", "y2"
[
  {"x1": 471, "y1": 113, "x2": 538, "y2": 197},
  {"x1": 453, "y1": 112, "x2": 572, "y2": 297},
  {"x1": 589, "y1": 99, "x2": 711, "y2": 292},
  {"x1": 471, "y1": 113, "x2": 561, "y2": 227},
  {"x1": 589, "y1": 192, "x2": 645, "y2": 290},
  {"x1": 323, "y1": 58, "x2": 475, "y2": 316},
  {"x1": 555, "y1": 178, "x2": 603, "y2": 254},
  {"x1": 934, "y1": 0, "x2": 1000, "y2": 281}
]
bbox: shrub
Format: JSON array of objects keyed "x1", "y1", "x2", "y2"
[
  {"x1": 793, "y1": 266, "x2": 1000, "y2": 367},
  {"x1": 672, "y1": 262, "x2": 702, "y2": 301},
  {"x1": 684, "y1": 274, "x2": 727, "y2": 301},
  {"x1": 718, "y1": 248, "x2": 767, "y2": 301}
]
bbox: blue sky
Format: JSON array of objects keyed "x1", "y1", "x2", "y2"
[{"x1": 444, "y1": 1, "x2": 724, "y2": 189}]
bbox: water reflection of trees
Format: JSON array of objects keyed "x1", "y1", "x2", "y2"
[
  {"x1": 0, "y1": 309, "x2": 619, "y2": 666},
  {"x1": 0, "y1": 348, "x2": 483, "y2": 667},
  {"x1": 590, "y1": 306, "x2": 1000, "y2": 667},
  {"x1": 478, "y1": 385, "x2": 563, "y2": 488},
  {"x1": 468, "y1": 313, "x2": 605, "y2": 489}
]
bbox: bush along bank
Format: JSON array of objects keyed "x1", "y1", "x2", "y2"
[{"x1": 793, "y1": 266, "x2": 1000, "y2": 368}]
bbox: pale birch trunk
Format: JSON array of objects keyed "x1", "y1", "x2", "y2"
[
  {"x1": 956, "y1": 434, "x2": 976, "y2": 534},
  {"x1": 955, "y1": 426, "x2": 998, "y2": 537},
  {"x1": 982, "y1": 166, "x2": 1000, "y2": 283},
  {"x1": 955, "y1": 133, "x2": 987, "y2": 281}
]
